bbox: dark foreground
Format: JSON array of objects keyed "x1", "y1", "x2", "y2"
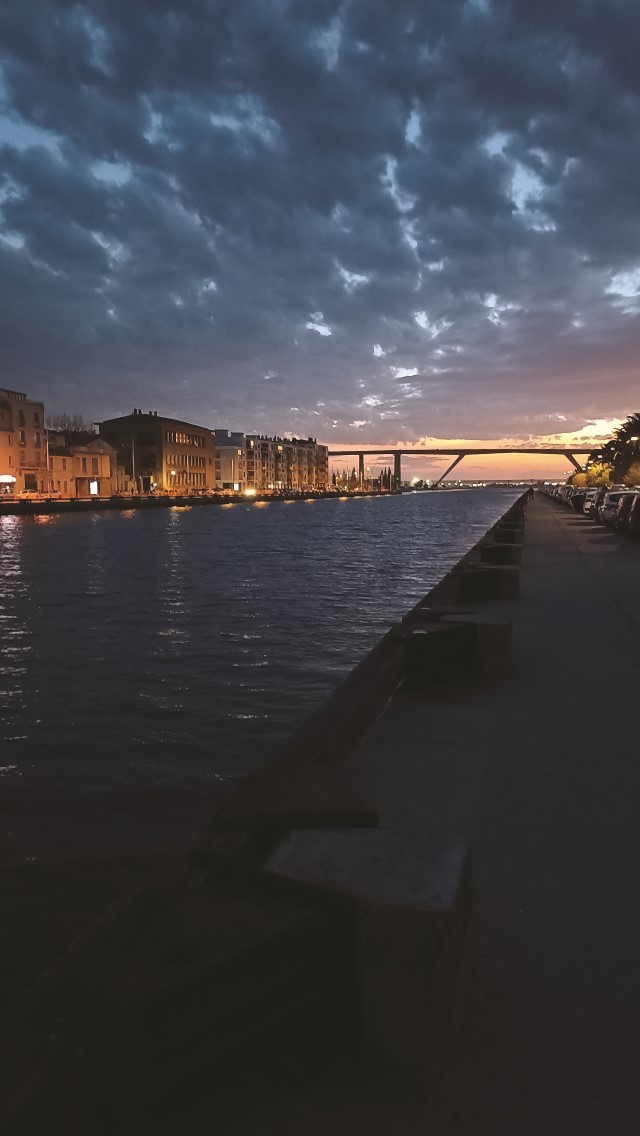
[
  {"x1": 3, "y1": 494, "x2": 640, "y2": 1134},
  {"x1": 229, "y1": 494, "x2": 640, "y2": 1135}
]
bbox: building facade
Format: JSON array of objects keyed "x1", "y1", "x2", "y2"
[
  {"x1": 98, "y1": 410, "x2": 215, "y2": 493},
  {"x1": 213, "y1": 430, "x2": 247, "y2": 491},
  {"x1": 48, "y1": 435, "x2": 117, "y2": 498},
  {"x1": 0, "y1": 388, "x2": 48, "y2": 495},
  {"x1": 244, "y1": 435, "x2": 329, "y2": 492}
]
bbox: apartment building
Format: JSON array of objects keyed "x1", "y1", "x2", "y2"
[
  {"x1": 213, "y1": 430, "x2": 247, "y2": 491},
  {"x1": 48, "y1": 435, "x2": 117, "y2": 497},
  {"x1": 0, "y1": 388, "x2": 48, "y2": 495},
  {"x1": 97, "y1": 410, "x2": 215, "y2": 493},
  {"x1": 245, "y1": 435, "x2": 275, "y2": 491},
  {"x1": 245, "y1": 434, "x2": 329, "y2": 492}
]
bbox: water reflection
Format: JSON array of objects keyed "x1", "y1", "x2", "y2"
[
  {"x1": 0, "y1": 490, "x2": 520, "y2": 786},
  {"x1": 0, "y1": 516, "x2": 31, "y2": 751}
]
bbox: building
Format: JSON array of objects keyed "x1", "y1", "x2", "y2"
[
  {"x1": 273, "y1": 437, "x2": 329, "y2": 491},
  {"x1": 97, "y1": 410, "x2": 215, "y2": 493},
  {"x1": 213, "y1": 430, "x2": 247, "y2": 491},
  {"x1": 48, "y1": 434, "x2": 117, "y2": 498},
  {"x1": 244, "y1": 435, "x2": 329, "y2": 492},
  {"x1": 0, "y1": 387, "x2": 48, "y2": 495},
  {"x1": 246, "y1": 435, "x2": 275, "y2": 491}
]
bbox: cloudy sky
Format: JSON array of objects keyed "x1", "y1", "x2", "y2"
[{"x1": 1, "y1": 1, "x2": 639, "y2": 476}]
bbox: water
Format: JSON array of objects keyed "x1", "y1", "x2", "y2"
[{"x1": 0, "y1": 490, "x2": 519, "y2": 788}]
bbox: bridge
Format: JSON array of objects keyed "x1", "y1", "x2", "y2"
[{"x1": 328, "y1": 446, "x2": 594, "y2": 487}]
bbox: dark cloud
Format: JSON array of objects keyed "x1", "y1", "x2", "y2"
[{"x1": 1, "y1": 0, "x2": 639, "y2": 440}]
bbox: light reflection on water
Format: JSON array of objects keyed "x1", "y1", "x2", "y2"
[{"x1": 0, "y1": 490, "x2": 520, "y2": 787}]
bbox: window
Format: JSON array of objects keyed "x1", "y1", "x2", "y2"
[
  {"x1": 62, "y1": 458, "x2": 66, "y2": 471},
  {"x1": 18, "y1": 411, "x2": 25, "y2": 427},
  {"x1": 19, "y1": 430, "x2": 25, "y2": 446},
  {"x1": 91, "y1": 457, "x2": 99, "y2": 474},
  {"x1": 82, "y1": 457, "x2": 87, "y2": 473},
  {"x1": 8, "y1": 456, "x2": 12, "y2": 467},
  {"x1": 33, "y1": 412, "x2": 40, "y2": 427},
  {"x1": 64, "y1": 481, "x2": 68, "y2": 494},
  {"x1": 34, "y1": 432, "x2": 41, "y2": 448}
]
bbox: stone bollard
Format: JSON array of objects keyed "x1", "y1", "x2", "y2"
[
  {"x1": 453, "y1": 563, "x2": 519, "y2": 602},
  {"x1": 479, "y1": 541, "x2": 523, "y2": 566},
  {"x1": 263, "y1": 830, "x2": 472, "y2": 1074}
]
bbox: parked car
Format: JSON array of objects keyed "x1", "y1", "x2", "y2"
[
  {"x1": 599, "y1": 489, "x2": 632, "y2": 526},
  {"x1": 593, "y1": 486, "x2": 625, "y2": 523},
  {"x1": 614, "y1": 491, "x2": 639, "y2": 532},
  {"x1": 570, "y1": 489, "x2": 588, "y2": 512},
  {"x1": 582, "y1": 488, "x2": 599, "y2": 517},
  {"x1": 627, "y1": 494, "x2": 640, "y2": 539}
]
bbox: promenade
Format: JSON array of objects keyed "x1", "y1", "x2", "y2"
[{"x1": 231, "y1": 493, "x2": 640, "y2": 1135}]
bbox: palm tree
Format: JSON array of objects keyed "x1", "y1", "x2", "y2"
[{"x1": 610, "y1": 413, "x2": 640, "y2": 480}]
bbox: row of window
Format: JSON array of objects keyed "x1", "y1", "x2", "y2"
[
  {"x1": 50, "y1": 457, "x2": 100, "y2": 474},
  {"x1": 165, "y1": 453, "x2": 207, "y2": 468},
  {"x1": 164, "y1": 431, "x2": 206, "y2": 447},
  {"x1": 3, "y1": 431, "x2": 41, "y2": 447},
  {"x1": 169, "y1": 472, "x2": 206, "y2": 486},
  {"x1": 0, "y1": 411, "x2": 41, "y2": 428}
]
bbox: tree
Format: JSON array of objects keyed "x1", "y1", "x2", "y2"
[
  {"x1": 622, "y1": 460, "x2": 640, "y2": 487},
  {"x1": 46, "y1": 412, "x2": 96, "y2": 434},
  {"x1": 607, "y1": 412, "x2": 640, "y2": 480},
  {"x1": 570, "y1": 461, "x2": 613, "y2": 487}
]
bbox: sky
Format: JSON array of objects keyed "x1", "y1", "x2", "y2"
[{"x1": 1, "y1": 1, "x2": 639, "y2": 478}]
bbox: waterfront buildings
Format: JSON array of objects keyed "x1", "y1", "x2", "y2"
[
  {"x1": 48, "y1": 434, "x2": 117, "y2": 497},
  {"x1": 213, "y1": 430, "x2": 247, "y2": 491},
  {"x1": 98, "y1": 410, "x2": 216, "y2": 493},
  {"x1": 1, "y1": 393, "x2": 330, "y2": 499},
  {"x1": 0, "y1": 387, "x2": 48, "y2": 495},
  {"x1": 246, "y1": 435, "x2": 329, "y2": 491},
  {"x1": 215, "y1": 431, "x2": 329, "y2": 493}
]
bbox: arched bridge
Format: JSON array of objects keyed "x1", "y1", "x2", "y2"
[{"x1": 328, "y1": 447, "x2": 594, "y2": 487}]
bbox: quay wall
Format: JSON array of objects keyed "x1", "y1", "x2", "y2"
[
  {"x1": 0, "y1": 488, "x2": 389, "y2": 517},
  {"x1": 0, "y1": 492, "x2": 530, "y2": 1135}
]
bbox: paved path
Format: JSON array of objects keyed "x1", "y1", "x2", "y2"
[{"x1": 229, "y1": 494, "x2": 640, "y2": 1136}]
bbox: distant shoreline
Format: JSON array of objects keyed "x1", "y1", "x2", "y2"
[{"x1": 0, "y1": 488, "x2": 393, "y2": 517}]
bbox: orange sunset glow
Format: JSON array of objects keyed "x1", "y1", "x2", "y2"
[{"x1": 327, "y1": 419, "x2": 622, "y2": 481}]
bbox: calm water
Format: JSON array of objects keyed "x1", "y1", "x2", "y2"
[{"x1": 0, "y1": 490, "x2": 519, "y2": 788}]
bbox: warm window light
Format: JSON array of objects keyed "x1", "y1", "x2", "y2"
[{"x1": 244, "y1": 488, "x2": 257, "y2": 497}]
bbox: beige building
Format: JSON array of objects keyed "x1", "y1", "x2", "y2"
[
  {"x1": 245, "y1": 434, "x2": 329, "y2": 492},
  {"x1": 0, "y1": 387, "x2": 48, "y2": 495},
  {"x1": 213, "y1": 430, "x2": 247, "y2": 491},
  {"x1": 97, "y1": 410, "x2": 215, "y2": 493},
  {"x1": 48, "y1": 435, "x2": 117, "y2": 498}
]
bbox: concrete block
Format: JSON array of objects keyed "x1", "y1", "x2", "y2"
[
  {"x1": 442, "y1": 613, "x2": 511, "y2": 678},
  {"x1": 401, "y1": 621, "x2": 477, "y2": 684},
  {"x1": 263, "y1": 829, "x2": 472, "y2": 1072},
  {"x1": 479, "y1": 541, "x2": 523, "y2": 566},
  {"x1": 492, "y1": 526, "x2": 524, "y2": 544},
  {"x1": 190, "y1": 778, "x2": 378, "y2": 874},
  {"x1": 454, "y1": 563, "x2": 519, "y2": 602}
]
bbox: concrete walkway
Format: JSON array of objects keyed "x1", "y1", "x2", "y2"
[{"x1": 229, "y1": 494, "x2": 640, "y2": 1136}]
